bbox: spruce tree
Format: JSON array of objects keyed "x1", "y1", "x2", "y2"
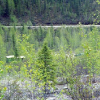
[
  {"x1": 38, "y1": 42, "x2": 55, "y2": 96},
  {"x1": 12, "y1": 30, "x2": 18, "y2": 58}
]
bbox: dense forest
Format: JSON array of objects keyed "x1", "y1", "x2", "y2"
[{"x1": 0, "y1": 0, "x2": 99, "y2": 25}]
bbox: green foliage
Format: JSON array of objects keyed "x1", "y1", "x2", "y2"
[
  {"x1": 0, "y1": 0, "x2": 98, "y2": 25},
  {"x1": 0, "y1": 34, "x2": 6, "y2": 61},
  {"x1": 37, "y1": 42, "x2": 56, "y2": 96},
  {"x1": 38, "y1": 42, "x2": 56, "y2": 82},
  {"x1": 0, "y1": 86, "x2": 7, "y2": 99},
  {"x1": 10, "y1": 15, "x2": 18, "y2": 25},
  {"x1": 0, "y1": 26, "x2": 100, "y2": 99}
]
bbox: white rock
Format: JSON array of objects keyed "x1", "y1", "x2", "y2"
[{"x1": 46, "y1": 97, "x2": 56, "y2": 100}]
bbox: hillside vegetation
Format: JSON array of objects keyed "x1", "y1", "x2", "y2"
[
  {"x1": 0, "y1": 0, "x2": 99, "y2": 25},
  {"x1": 0, "y1": 25, "x2": 100, "y2": 99}
]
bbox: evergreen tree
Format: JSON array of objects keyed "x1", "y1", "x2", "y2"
[
  {"x1": 12, "y1": 30, "x2": 18, "y2": 57},
  {"x1": 5, "y1": 0, "x2": 9, "y2": 17},
  {"x1": 5, "y1": 0, "x2": 15, "y2": 17},
  {"x1": 0, "y1": 34, "x2": 6, "y2": 61},
  {"x1": 38, "y1": 42, "x2": 55, "y2": 95}
]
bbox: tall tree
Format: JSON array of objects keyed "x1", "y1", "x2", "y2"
[
  {"x1": 12, "y1": 29, "x2": 18, "y2": 58},
  {"x1": 5, "y1": 0, "x2": 15, "y2": 17},
  {"x1": 37, "y1": 42, "x2": 56, "y2": 96},
  {"x1": 0, "y1": 34, "x2": 6, "y2": 61}
]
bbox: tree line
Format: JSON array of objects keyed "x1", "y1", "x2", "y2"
[{"x1": 0, "y1": 0, "x2": 99, "y2": 25}]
